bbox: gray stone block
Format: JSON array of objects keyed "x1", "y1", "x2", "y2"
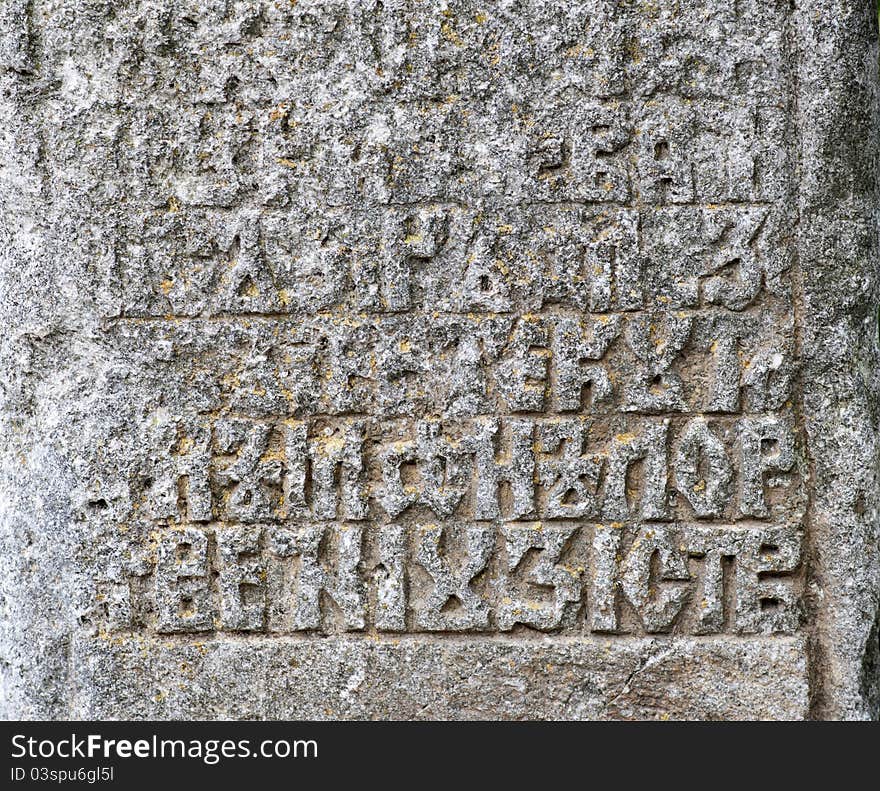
[{"x1": 1, "y1": 0, "x2": 878, "y2": 720}]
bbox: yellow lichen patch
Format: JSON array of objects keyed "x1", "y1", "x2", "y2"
[
  {"x1": 268, "y1": 103, "x2": 288, "y2": 122},
  {"x1": 278, "y1": 384, "x2": 296, "y2": 403},
  {"x1": 319, "y1": 436, "x2": 347, "y2": 454},
  {"x1": 262, "y1": 444, "x2": 286, "y2": 464},
  {"x1": 625, "y1": 39, "x2": 643, "y2": 64},
  {"x1": 159, "y1": 279, "x2": 174, "y2": 295},
  {"x1": 219, "y1": 371, "x2": 241, "y2": 390}
]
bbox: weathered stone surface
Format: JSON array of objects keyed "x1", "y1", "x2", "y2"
[{"x1": 0, "y1": 0, "x2": 878, "y2": 720}]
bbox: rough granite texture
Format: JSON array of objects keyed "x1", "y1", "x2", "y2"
[{"x1": 0, "y1": 0, "x2": 878, "y2": 720}]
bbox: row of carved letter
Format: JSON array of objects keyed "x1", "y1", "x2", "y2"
[
  {"x1": 99, "y1": 522, "x2": 801, "y2": 637},
  {"x1": 144, "y1": 415, "x2": 799, "y2": 524},
  {"x1": 172, "y1": 310, "x2": 795, "y2": 418}
]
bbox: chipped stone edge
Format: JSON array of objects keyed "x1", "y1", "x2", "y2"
[{"x1": 796, "y1": 1, "x2": 880, "y2": 719}]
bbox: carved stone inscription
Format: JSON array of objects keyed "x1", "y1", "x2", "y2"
[{"x1": 90, "y1": 0, "x2": 805, "y2": 640}]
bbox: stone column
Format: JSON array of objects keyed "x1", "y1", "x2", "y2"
[{"x1": 1, "y1": 0, "x2": 878, "y2": 720}]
